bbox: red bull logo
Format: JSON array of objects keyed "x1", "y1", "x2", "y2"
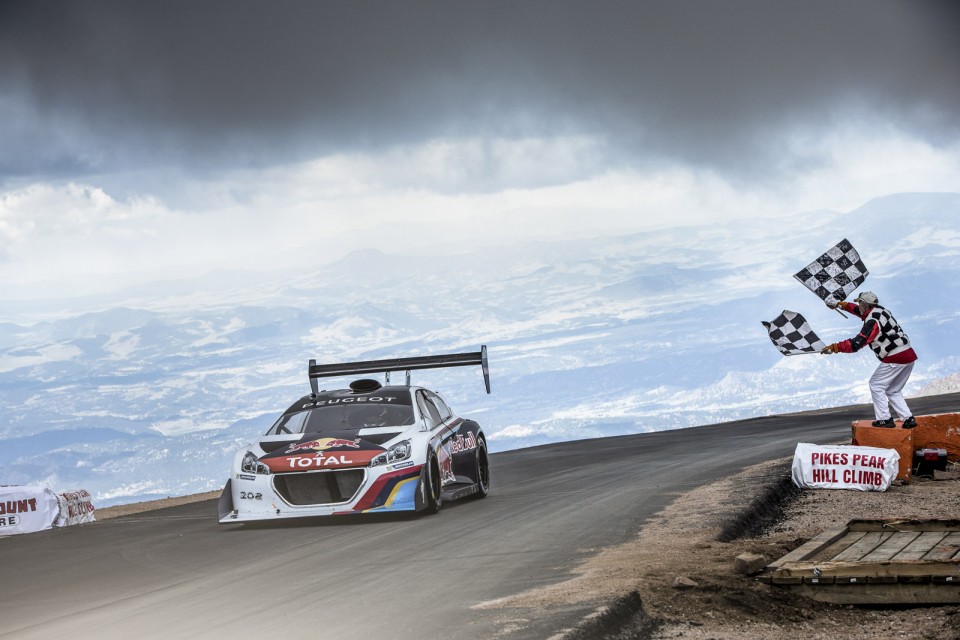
[{"x1": 286, "y1": 437, "x2": 361, "y2": 454}]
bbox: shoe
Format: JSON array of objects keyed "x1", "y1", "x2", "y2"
[
  {"x1": 871, "y1": 419, "x2": 895, "y2": 428},
  {"x1": 902, "y1": 416, "x2": 917, "y2": 429}
]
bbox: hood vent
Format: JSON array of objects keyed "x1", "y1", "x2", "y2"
[
  {"x1": 360, "y1": 432, "x2": 401, "y2": 446},
  {"x1": 259, "y1": 440, "x2": 296, "y2": 453}
]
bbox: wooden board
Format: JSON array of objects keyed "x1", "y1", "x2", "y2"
[
  {"x1": 924, "y1": 532, "x2": 960, "y2": 561},
  {"x1": 760, "y1": 519, "x2": 960, "y2": 604},
  {"x1": 782, "y1": 583, "x2": 960, "y2": 605},
  {"x1": 860, "y1": 531, "x2": 920, "y2": 562}
]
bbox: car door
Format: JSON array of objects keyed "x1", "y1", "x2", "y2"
[
  {"x1": 425, "y1": 390, "x2": 479, "y2": 484},
  {"x1": 417, "y1": 390, "x2": 459, "y2": 484}
]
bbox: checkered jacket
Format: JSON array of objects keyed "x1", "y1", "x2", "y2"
[{"x1": 837, "y1": 303, "x2": 915, "y2": 362}]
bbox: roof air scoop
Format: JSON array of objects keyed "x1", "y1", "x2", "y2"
[{"x1": 350, "y1": 378, "x2": 383, "y2": 393}]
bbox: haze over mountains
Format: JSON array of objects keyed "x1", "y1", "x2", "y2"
[{"x1": 2, "y1": 192, "x2": 959, "y2": 506}]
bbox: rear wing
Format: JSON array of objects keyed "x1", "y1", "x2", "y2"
[{"x1": 308, "y1": 345, "x2": 490, "y2": 395}]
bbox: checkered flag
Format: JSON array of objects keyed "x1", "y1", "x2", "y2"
[
  {"x1": 793, "y1": 238, "x2": 869, "y2": 305},
  {"x1": 762, "y1": 310, "x2": 827, "y2": 356}
]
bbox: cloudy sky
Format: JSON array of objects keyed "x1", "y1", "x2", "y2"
[{"x1": 2, "y1": 0, "x2": 959, "y2": 299}]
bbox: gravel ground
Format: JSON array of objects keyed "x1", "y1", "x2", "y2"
[
  {"x1": 476, "y1": 457, "x2": 960, "y2": 639},
  {"x1": 641, "y1": 462, "x2": 960, "y2": 640}
]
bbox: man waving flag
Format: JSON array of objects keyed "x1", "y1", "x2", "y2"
[{"x1": 820, "y1": 291, "x2": 918, "y2": 429}]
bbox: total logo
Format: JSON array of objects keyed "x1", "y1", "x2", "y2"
[
  {"x1": 286, "y1": 453, "x2": 356, "y2": 469},
  {"x1": 263, "y1": 446, "x2": 380, "y2": 472}
]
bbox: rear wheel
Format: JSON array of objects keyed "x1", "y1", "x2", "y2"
[
  {"x1": 424, "y1": 449, "x2": 443, "y2": 514},
  {"x1": 474, "y1": 437, "x2": 490, "y2": 499}
]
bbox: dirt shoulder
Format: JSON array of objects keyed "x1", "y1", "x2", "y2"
[
  {"x1": 476, "y1": 458, "x2": 960, "y2": 639},
  {"x1": 636, "y1": 464, "x2": 960, "y2": 640},
  {"x1": 93, "y1": 490, "x2": 221, "y2": 520}
]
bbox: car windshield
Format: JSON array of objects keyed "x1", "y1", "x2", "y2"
[{"x1": 266, "y1": 401, "x2": 415, "y2": 435}]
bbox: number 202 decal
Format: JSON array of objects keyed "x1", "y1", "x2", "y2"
[{"x1": 240, "y1": 492, "x2": 263, "y2": 500}]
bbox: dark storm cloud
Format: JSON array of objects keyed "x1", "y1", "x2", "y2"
[{"x1": 1, "y1": 0, "x2": 958, "y2": 183}]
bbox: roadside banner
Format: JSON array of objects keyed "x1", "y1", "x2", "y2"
[
  {"x1": 57, "y1": 489, "x2": 96, "y2": 526},
  {"x1": 792, "y1": 443, "x2": 899, "y2": 491},
  {"x1": 0, "y1": 485, "x2": 61, "y2": 536}
]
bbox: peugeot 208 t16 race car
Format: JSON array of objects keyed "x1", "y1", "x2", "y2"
[{"x1": 218, "y1": 347, "x2": 491, "y2": 523}]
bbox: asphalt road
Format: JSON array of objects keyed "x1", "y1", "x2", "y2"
[{"x1": 2, "y1": 394, "x2": 957, "y2": 640}]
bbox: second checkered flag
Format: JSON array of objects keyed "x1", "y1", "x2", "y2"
[{"x1": 762, "y1": 310, "x2": 827, "y2": 356}]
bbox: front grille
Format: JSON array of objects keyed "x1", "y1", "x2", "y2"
[{"x1": 273, "y1": 470, "x2": 366, "y2": 506}]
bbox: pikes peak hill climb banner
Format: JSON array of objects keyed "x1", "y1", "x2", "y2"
[{"x1": 792, "y1": 443, "x2": 898, "y2": 492}]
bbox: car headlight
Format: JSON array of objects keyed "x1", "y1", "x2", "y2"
[
  {"x1": 370, "y1": 439, "x2": 412, "y2": 467},
  {"x1": 241, "y1": 451, "x2": 271, "y2": 475}
]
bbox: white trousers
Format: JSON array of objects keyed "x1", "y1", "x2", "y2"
[{"x1": 869, "y1": 361, "x2": 915, "y2": 420}]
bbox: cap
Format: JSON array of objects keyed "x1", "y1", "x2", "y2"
[{"x1": 854, "y1": 291, "x2": 878, "y2": 305}]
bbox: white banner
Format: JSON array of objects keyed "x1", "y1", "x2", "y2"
[
  {"x1": 0, "y1": 485, "x2": 61, "y2": 536},
  {"x1": 792, "y1": 443, "x2": 899, "y2": 491},
  {"x1": 57, "y1": 489, "x2": 96, "y2": 526}
]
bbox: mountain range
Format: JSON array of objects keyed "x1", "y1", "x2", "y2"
[{"x1": 2, "y1": 192, "x2": 959, "y2": 506}]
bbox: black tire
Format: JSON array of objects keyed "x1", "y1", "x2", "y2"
[
  {"x1": 474, "y1": 436, "x2": 490, "y2": 499},
  {"x1": 424, "y1": 448, "x2": 443, "y2": 514}
]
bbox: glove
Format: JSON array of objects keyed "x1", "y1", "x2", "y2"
[
  {"x1": 826, "y1": 299, "x2": 844, "y2": 310},
  {"x1": 820, "y1": 343, "x2": 839, "y2": 354}
]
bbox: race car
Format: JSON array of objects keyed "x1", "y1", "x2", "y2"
[{"x1": 218, "y1": 347, "x2": 491, "y2": 523}]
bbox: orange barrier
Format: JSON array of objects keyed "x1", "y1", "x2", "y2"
[
  {"x1": 851, "y1": 412, "x2": 960, "y2": 481},
  {"x1": 850, "y1": 422, "x2": 914, "y2": 481},
  {"x1": 909, "y1": 413, "x2": 960, "y2": 462}
]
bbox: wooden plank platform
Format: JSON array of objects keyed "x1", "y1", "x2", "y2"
[{"x1": 759, "y1": 519, "x2": 960, "y2": 604}]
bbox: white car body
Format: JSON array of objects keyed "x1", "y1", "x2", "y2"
[{"x1": 218, "y1": 348, "x2": 490, "y2": 523}]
